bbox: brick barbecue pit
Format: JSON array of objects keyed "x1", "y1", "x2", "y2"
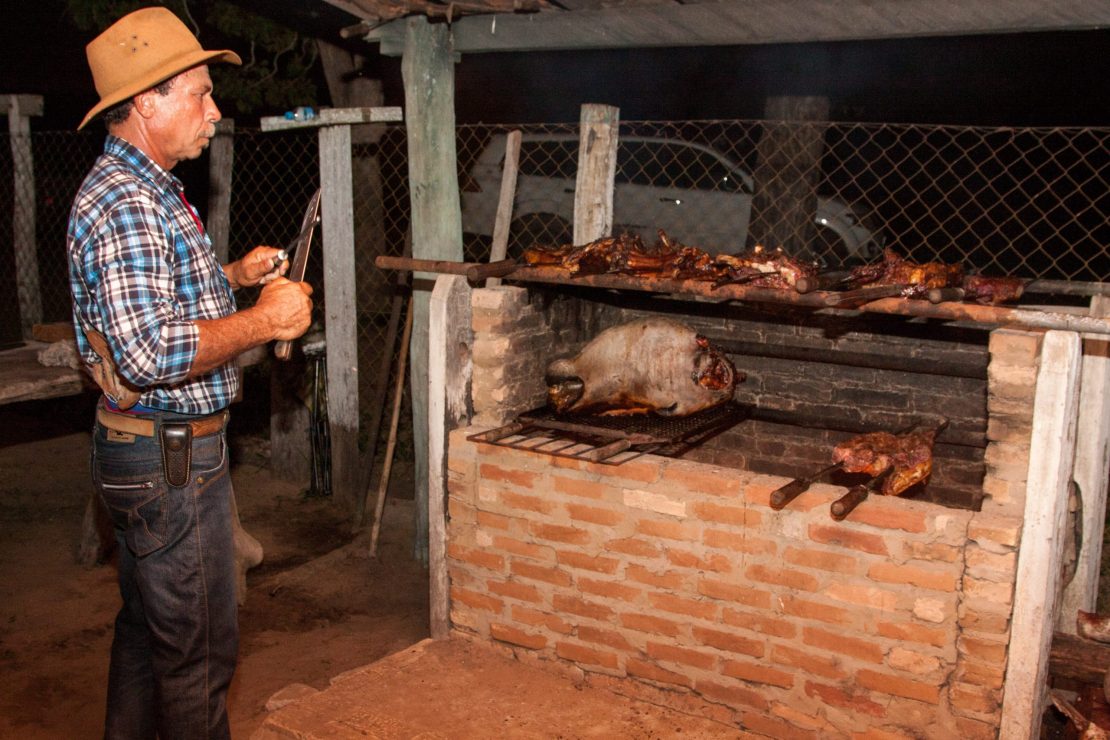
[{"x1": 443, "y1": 281, "x2": 1087, "y2": 738}]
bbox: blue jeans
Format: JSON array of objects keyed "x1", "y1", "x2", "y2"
[{"x1": 93, "y1": 415, "x2": 238, "y2": 739}]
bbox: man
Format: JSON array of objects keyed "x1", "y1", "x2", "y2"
[{"x1": 67, "y1": 7, "x2": 313, "y2": 738}]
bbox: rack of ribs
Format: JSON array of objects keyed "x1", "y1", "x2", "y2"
[{"x1": 832, "y1": 425, "x2": 941, "y2": 497}]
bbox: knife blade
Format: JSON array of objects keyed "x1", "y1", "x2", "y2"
[{"x1": 275, "y1": 188, "x2": 322, "y2": 361}]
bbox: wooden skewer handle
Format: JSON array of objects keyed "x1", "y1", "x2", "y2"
[
  {"x1": 769, "y1": 462, "x2": 842, "y2": 510},
  {"x1": 465, "y1": 259, "x2": 518, "y2": 282},
  {"x1": 830, "y1": 485, "x2": 870, "y2": 520},
  {"x1": 927, "y1": 287, "x2": 966, "y2": 304}
]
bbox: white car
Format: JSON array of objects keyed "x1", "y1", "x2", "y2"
[{"x1": 460, "y1": 133, "x2": 884, "y2": 265}]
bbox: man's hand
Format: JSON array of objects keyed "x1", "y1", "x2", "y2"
[
  {"x1": 225, "y1": 246, "x2": 288, "y2": 289},
  {"x1": 190, "y1": 278, "x2": 313, "y2": 376},
  {"x1": 254, "y1": 278, "x2": 314, "y2": 341}
]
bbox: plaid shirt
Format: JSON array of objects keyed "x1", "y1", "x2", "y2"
[{"x1": 68, "y1": 136, "x2": 239, "y2": 415}]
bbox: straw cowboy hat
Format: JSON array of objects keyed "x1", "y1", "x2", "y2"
[{"x1": 78, "y1": 7, "x2": 241, "y2": 130}]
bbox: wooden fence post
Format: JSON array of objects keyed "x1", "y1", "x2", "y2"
[
  {"x1": 403, "y1": 16, "x2": 462, "y2": 563},
  {"x1": 7, "y1": 94, "x2": 43, "y2": 336},
  {"x1": 573, "y1": 104, "x2": 619, "y2": 246},
  {"x1": 207, "y1": 118, "x2": 234, "y2": 264},
  {"x1": 428, "y1": 274, "x2": 472, "y2": 638}
]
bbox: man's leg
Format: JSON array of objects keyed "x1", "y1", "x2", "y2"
[{"x1": 138, "y1": 431, "x2": 238, "y2": 740}]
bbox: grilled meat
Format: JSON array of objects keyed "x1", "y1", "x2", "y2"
[
  {"x1": 546, "y1": 317, "x2": 741, "y2": 416},
  {"x1": 522, "y1": 243, "x2": 573, "y2": 266},
  {"x1": 848, "y1": 249, "x2": 964, "y2": 298},
  {"x1": 713, "y1": 245, "x2": 818, "y2": 289},
  {"x1": 962, "y1": 275, "x2": 1025, "y2": 304},
  {"x1": 832, "y1": 427, "x2": 938, "y2": 496}
]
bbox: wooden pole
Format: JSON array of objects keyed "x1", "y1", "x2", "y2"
[
  {"x1": 573, "y1": 104, "x2": 619, "y2": 246},
  {"x1": 1000, "y1": 330, "x2": 1083, "y2": 739},
  {"x1": 402, "y1": 16, "x2": 463, "y2": 564},
  {"x1": 319, "y1": 122, "x2": 361, "y2": 512},
  {"x1": 1058, "y1": 294, "x2": 1110, "y2": 631},
  {"x1": 427, "y1": 274, "x2": 473, "y2": 638},
  {"x1": 369, "y1": 296, "x2": 414, "y2": 557},
  {"x1": 748, "y1": 96, "x2": 830, "y2": 259},
  {"x1": 8, "y1": 94, "x2": 43, "y2": 335},
  {"x1": 206, "y1": 118, "x2": 234, "y2": 265},
  {"x1": 487, "y1": 130, "x2": 521, "y2": 287}
]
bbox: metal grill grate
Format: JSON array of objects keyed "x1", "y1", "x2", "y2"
[{"x1": 468, "y1": 402, "x2": 747, "y2": 464}]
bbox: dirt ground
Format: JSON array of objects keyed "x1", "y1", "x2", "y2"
[{"x1": 0, "y1": 392, "x2": 429, "y2": 739}]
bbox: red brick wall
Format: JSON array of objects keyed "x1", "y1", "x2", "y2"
[{"x1": 453, "y1": 287, "x2": 1039, "y2": 738}]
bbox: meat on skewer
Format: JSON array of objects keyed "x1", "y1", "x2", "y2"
[
  {"x1": 961, "y1": 274, "x2": 1026, "y2": 304},
  {"x1": 832, "y1": 426, "x2": 939, "y2": 496},
  {"x1": 846, "y1": 248, "x2": 964, "y2": 298}
]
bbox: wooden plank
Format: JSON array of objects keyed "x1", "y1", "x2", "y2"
[
  {"x1": 1050, "y1": 631, "x2": 1110, "y2": 685},
  {"x1": 360, "y1": 0, "x2": 1110, "y2": 55},
  {"x1": 402, "y1": 15, "x2": 463, "y2": 564},
  {"x1": 1058, "y1": 294, "x2": 1110, "y2": 632},
  {"x1": 0, "y1": 343, "x2": 86, "y2": 405},
  {"x1": 320, "y1": 123, "x2": 362, "y2": 511},
  {"x1": 259, "y1": 106, "x2": 402, "y2": 132},
  {"x1": 8, "y1": 94, "x2": 41, "y2": 334},
  {"x1": 1000, "y1": 330, "x2": 1083, "y2": 740},
  {"x1": 573, "y1": 104, "x2": 619, "y2": 246},
  {"x1": 486, "y1": 130, "x2": 521, "y2": 287},
  {"x1": 206, "y1": 119, "x2": 234, "y2": 265},
  {"x1": 427, "y1": 275, "x2": 472, "y2": 638}
]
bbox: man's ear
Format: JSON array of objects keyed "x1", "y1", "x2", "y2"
[{"x1": 131, "y1": 90, "x2": 158, "y2": 120}]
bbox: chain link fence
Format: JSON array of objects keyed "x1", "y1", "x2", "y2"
[{"x1": 3, "y1": 117, "x2": 1109, "y2": 469}]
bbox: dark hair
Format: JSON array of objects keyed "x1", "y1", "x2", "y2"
[{"x1": 102, "y1": 77, "x2": 177, "y2": 129}]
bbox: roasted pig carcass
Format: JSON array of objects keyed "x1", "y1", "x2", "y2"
[
  {"x1": 961, "y1": 275, "x2": 1025, "y2": 304},
  {"x1": 848, "y1": 249, "x2": 964, "y2": 298},
  {"x1": 832, "y1": 427, "x2": 939, "y2": 496},
  {"x1": 713, "y1": 245, "x2": 818, "y2": 289},
  {"x1": 546, "y1": 317, "x2": 741, "y2": 416}
]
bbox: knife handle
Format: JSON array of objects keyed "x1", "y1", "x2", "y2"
[{"x1": 274, "y1": 339, "x2": 293, "y2": 361}]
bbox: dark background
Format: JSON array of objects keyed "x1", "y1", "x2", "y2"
[{"x1": 3, "y1": 0, "x2": 1108, "y2": 130}]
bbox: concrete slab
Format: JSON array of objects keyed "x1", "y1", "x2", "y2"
[{"x1": 253, "y1": 637, "x2": 752, "y2": 739}]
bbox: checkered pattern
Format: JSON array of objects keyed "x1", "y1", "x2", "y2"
[{"x1": 68, "y1": 136, "x2": 238, "y2": 415}]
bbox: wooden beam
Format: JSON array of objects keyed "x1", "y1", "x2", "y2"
[
  {"x1": 259, "y1": 105, "x2": 401, "y2": 131},
  {"x1": 356, "y1": 0, "x2": 1110, "y2": 55},
  {"x1": 427, "y1": 274, "x2": 472, "y2": 638},
  {"x1": 1051, "y1": 631, "x2": 1110, "y2": 686},
  {"x1": 207, "y1": 119, "x2": 234, "y2": 265},
  {"x1": 1058, "y1": 294, "x2": 1110, "y2": 632},
  {"x1": 573, "y1": 104, "x2": 618, "y2": 246},
  {"x1": 402, "y1": 16, "x2": 463, "y2": 564},
  {"x1": 1000, "y1": 330, "x2": 1083, "y2": 740},
  {"x1": 320, "y1": 122, "x2": 362, "y2": 511}
]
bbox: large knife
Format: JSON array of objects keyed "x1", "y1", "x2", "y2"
[{"x1": 274, "y1": 187, "x2": 321, "y2": 361}]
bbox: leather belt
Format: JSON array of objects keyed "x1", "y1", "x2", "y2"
[{"x1": 97, "y1": 407, "x2": 228, "y2": 438}]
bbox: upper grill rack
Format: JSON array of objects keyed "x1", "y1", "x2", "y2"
[{"x1": 467, "y1": 402, "x2": 747, "y2": 464}]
